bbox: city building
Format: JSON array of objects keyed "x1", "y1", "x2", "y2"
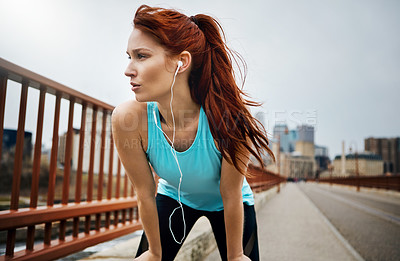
[
  {"x1": 268, "y1": 124, "x2": 323, "y2": 178},
  {"x1": 296, "y1": 140, "x2": 314, "y2": 158},
  {"x1": 297, "y1": 124, "x2": 314, "y2": 143},
  {"x1": 315, "y1": 145, "x2": 330, "y2": 173},
  {"x1": 365, "y1": 137, "x2": 400, "y2": 174},
  {"x1": 332, "y1": 152, "x2": 383, "y2": 177},
  {"x1": 282, "y1": 153, "x2": 315, "y2": 179},
  {"x1": 288, "y1": 130, "x2": 298, "y2": 152},
  {"x1": 315, "y1": 145, "x2": 329, "y2": 157},
  {"x1": 273, "y1": 124, "x2": 290, "y2": 153}
]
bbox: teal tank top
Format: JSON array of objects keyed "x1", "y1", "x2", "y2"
[{"x1": 146, "y1": 102, "x2": 254, "y2": 211}]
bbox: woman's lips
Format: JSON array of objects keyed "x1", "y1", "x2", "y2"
[{"x1": 130, "y1": 83, "x2": 141, "y2": 92}]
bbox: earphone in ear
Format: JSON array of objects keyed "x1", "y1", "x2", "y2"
[{"x1": 177, "y1": 60, "x2": 183, "y2": 68}]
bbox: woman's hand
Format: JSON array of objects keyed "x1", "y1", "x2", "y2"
[
  {"x1": 134, "y1": 250, "x2": 161, "y2": 261},
  {"x1": 229, "y1": 254, "x2": 251, "y2": 261}
]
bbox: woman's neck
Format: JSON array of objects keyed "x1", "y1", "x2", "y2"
[{"x1": 156, "y1": 82, "x2": 200, "y2": 129}]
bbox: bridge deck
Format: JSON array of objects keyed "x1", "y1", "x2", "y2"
[{"x1": 76, "y1": 183, "x2": 371, "y2": 261}]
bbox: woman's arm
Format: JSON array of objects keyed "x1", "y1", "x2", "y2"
[
  {"x1": 220, "y1": 153, "x2": 251, "y2": 261},
  {"x1": 112, "y1": 101, "x2": 161, "y2": 260}
]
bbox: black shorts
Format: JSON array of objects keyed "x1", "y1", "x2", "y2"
[{"x1": 135, "y1": 193, "x2": 259, "y2": 261}]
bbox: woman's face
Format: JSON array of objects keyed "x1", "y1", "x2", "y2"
[{"x1": 125, "y1": 28, "x2": 175, "y2": 102}]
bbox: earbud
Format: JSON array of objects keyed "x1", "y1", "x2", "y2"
[{"x1": 177, "y1": 61, "x2": 183, "y2": 68}]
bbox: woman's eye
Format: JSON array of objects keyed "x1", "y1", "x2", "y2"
[{"x1": 137, "y1": 53, "x2": 146, "y2": 59}]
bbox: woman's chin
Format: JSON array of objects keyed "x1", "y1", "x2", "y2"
[{"x1": 134, "y1": 94, "x2": 149, "y2": 103}]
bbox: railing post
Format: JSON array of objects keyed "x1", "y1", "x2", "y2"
[
  {"x1": 10, "y1": 82, "x2": 28, "y2": 210},
  {"x1": 87, "y1": 107, "x2": 97, "y2": 202},
  {"x1": 73, "y1": 103, "x2": 86, "y2": 237},
  {"x1": 27, "y1": 86, "x2": 46, "y2": 251},
  {"x1": 59, "y1": 98, "x2": 75, "y2": 241},
  {"x1": 47, "y1": 92, "x2": 61, "y2": 207},
  {"x1": 95, "y1": 111, "x2": 107, "y2": 231},
  {"x1": 62, "y1": 98, "x2": 75, "y2": 205},
  {"x1": 86, "y1": 106, "x2": 97, "y2": 234},
  {"x1": 45, "y1": 92, "x2": 61, "y2": 245},
  {"x1": 0, "y1": 74, "x2": 7, "y2": 162},
  {"x1": 107, "y1": 120, "x2": 114, "y2": 200},
  {"x1": 98, "y1": 111, "x2": 107, "y2": 201},
  {"x1": 7, "y1": 81, "x2": 28, "y2": 257},
  {"x1": 106, "y1": 121, "x2": 114, "y2": 228},
  {"x1": 114, "y1": 160, "x2": 122, "y2": 226}
]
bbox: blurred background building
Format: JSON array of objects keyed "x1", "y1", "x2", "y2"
[
  {"x1": 333, "y1": 152, "x2": 383, "y2": 177},
  {"x1": 1, "y1": 129, "x2": 32, "y2": 162},
  {"x1": 365, "y1": 137, "x2": 399, "y2": 175}
]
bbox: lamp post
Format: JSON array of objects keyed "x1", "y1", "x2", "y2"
[
  {"x1": 328, "y1": 164, "x2": 333, "y2": 186},
  {"x1": 349, "y1": 141, "x2": 360, "y2": 192},
  {"x1": 276, "y1": 134, "x2": 281, "y2": 193}
]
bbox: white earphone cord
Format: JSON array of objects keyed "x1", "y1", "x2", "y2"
[{"x1": 153, "y1": 62, "x2": 186, "y2": 244}]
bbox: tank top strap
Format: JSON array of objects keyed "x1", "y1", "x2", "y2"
[{"x1": 146, "y1": 102, "x2": 156, "y2": 154}]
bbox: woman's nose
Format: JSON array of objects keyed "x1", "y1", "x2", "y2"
[{"x1": 124, "y1": 62, "x2": 137, "y2": 78}]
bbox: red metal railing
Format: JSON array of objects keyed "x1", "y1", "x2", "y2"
[
  {"x1": 316, "y1": 175, "x2": 400, "y2": 192},
  {"x1": 247, "y1": 164, "x2": 286, "y2": 192},
  {"x1": 0, "y1": 58, "x2": 141, "y2": 260}
]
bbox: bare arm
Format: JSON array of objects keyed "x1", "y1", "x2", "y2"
[
  {"x1": 220, "y1": 153, "x2": 251, "y2": 261},
  {"x1": 112, "y1": 101, "x2": 161, "y2": 259}
]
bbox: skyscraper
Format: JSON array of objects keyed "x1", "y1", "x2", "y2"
[{"x1": 365, "y1": 137, "x2": 400, "y2": 174}]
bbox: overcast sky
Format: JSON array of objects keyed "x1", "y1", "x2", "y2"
[{"x1": 1, "y1": 0, "x2": 399, "y2": 159}]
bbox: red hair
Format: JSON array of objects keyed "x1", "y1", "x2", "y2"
[{"x1": 134, "y1": 5, "x2": 275, "y2": 176}]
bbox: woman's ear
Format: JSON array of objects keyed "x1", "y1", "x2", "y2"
[{"x1": 177, "y1": 51, "x2": 192, "y2": 73}]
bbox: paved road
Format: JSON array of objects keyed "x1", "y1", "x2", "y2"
[
  {"x1": 205, "y1": 182, "x2": 361, "y2": 261},
  {"x1": 299, "y1": 183, "x2": 400, "y2": 261}
]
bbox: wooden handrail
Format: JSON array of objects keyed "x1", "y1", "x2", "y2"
[
  {"x1": 0, "y1": 197, "x2": 138, "y2": 231},
  {"x1": 314, "y1": 175, "x2": 400, "y2": 191}
]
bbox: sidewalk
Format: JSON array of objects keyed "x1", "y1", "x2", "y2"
[{"x1": 249, "y1": 182, "x2": 361, "y2": 261}]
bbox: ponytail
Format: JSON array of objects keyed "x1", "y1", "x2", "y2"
[{"x1": 134, "y1": 5, "x2": 275, "y2": 176}]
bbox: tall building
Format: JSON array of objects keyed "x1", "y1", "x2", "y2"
[
  {"x1": 273, "y1": 124, "x2": 290, "y2": 153},
  {"x1": 297, "y1": 125, "x2": 314, "y2": 143},
  {"x1": 295, "y1": 124, "x2": 315, "y2": 158},
  {"x1": 269, "y1": 124, "x2": 320, "y2": 178},
  {"x1": 315, "y1": 145, "x2": 330, "y2": 172},
  {"x1": 288, "y1": 130, "x2": 298, "y2": 152},
  {"x1": 365, "y1": 137, "x2": 400, "y2": 174}
]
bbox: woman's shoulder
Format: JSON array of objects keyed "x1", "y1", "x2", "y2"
[{"x1": 112, "y1": 100, "x2": 148, "y2": 136}]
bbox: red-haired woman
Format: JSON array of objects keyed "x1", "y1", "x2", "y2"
[{"x1": 112, "y1": 5, "x2": 274, "y2": 261}]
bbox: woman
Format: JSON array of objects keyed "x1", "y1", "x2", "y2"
[{"x1": 112, "y1": 5, "x2": 274, "y2": 261}]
